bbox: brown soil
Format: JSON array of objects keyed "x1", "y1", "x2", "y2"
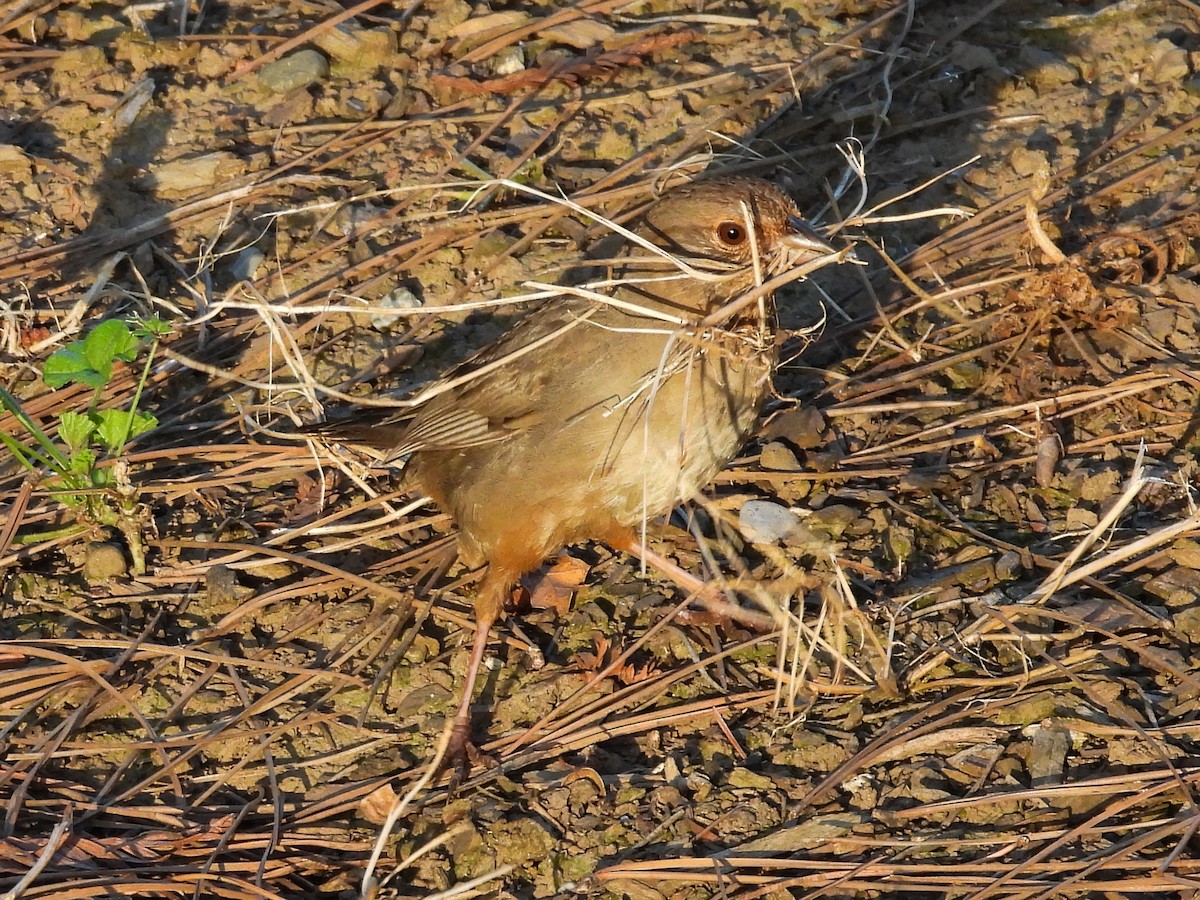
[{"x1": 2, "y1": 1, "x2": 1200, "y2": 898}]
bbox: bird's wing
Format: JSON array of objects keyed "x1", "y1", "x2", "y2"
[
  {"x1": 314, "y1": 297, "x2": 600, "y2": 458},
  {"x1": 298, "y1": 405, "x2": 413, "y2": 448},
  {"x1": 396, "y1": 298, "x2": 599, "y2": 453}
]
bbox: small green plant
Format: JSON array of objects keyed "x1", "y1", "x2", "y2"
[{"x1": 0, "y1": 316, "x2": 171, "y2": 575}]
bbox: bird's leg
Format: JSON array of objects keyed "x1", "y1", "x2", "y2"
[
  {"x1": 447, "y1": 570, "x2": 507, "y2": 769},
  {"x1": 614, "y1": 534, "x2": 777, "y2": 633}
]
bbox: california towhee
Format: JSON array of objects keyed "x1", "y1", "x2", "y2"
[{"x1": 311, "y1": 176, "x2": 845, "y2": 759}]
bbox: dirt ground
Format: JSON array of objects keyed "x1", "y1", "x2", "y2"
[{"x1": 2, "y1": 0, "x2": 1200, "y2": 897}]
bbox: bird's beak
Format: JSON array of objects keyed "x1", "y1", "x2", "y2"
[{"x1": 781, "y1": 215, "x2": 838, "y2": 256}]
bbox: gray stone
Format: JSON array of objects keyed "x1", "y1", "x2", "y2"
[
  {"x1": 759, "y1": 440, "x2": 801, "y2": 471},
  {"x1": 228, "y1": 247, "x2": 264, "y2": 282},
  {"x1": 259, "y1": 50, "x2": 329, "y2": 94},
  {"x1": 739, "y1": 500, "x2": 801, "y2": 544}
]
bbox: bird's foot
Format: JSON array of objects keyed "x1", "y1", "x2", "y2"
[
  {"x1": 677, "y1": 594, "x2": 775, "y2": 634},
  {"x1": 675, "y1": 605, "x2": 740, "y2": 629},
  {"x1": 444, "y1": 716, "x2": 496, "y2": 790},
  {"x1": 444, "y1": 715, "x2": 473, "y2": 786},
  {"x1": 619, "y1": 537, "x2": 776, "y2": 633}
]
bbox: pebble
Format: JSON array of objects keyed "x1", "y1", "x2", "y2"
[
  {"x1": 83, "y1": 542, "x2": 127, "y2": 582},
  {"x1": 139, "y1": 151, "x2": 245, "y2": 195},
  {"x1": 0, "y1": 145, "x2": 34, "y2": 182},
  {"x1": 1020, "y1": 47, "x2": 1078, "y2": 91},
  {"x1": 995, "y1": 550, "x2": 1024, "y2": 580},
  {"x1": 227, "y1": 247, "x2": 265, "y2": 282},
  {"x1": 314, "y1": 24, "x2": 395, "y2": 77},
  {"x1": 1010, "y1": 147, "x2": 1050, "y2": 179},
  {"x1": 371, "y1": 286, "x2": 422, "y2": 330},
  {"x1": 739, "y1": 499, "x2": 801, "y2": 544},
  {"x1": 394, "y1": 684, "x2": 452, "y2": 718},
  {"x1": 759, "y1": 440, "x2": 802, "y2": 471},
  {"x1": 205, "y1": 564, "x2": 253, "y2": 611},
  {"x1": 806, "y1": 504, "x2": 859, "y2": 538},
  {"x1": 763, "y1": 406, "x2": 825, "y2": 448},
  {"x1": 259, "y1": 49, "x2": 329, "y2": 94},
  {"x1": 949, "y1": 40, "x2": 998, "y2": 71},
  {"x1": 491, "y1": 45, "x2": 525, "y2": 76},
  {"x1": 1148, "y1": 39, "x2": 1190, "y2": 84}
]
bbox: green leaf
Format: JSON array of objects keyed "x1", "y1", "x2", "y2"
[
  {"x1": 58, "y1": 411, "x2": 95, "y2": 452},
  {"x1": 133, "y1": 317, "x2": 172, "y2": 340},
  {"x1": 128, "y1": 411, "x2": 157, "y2": 439},
  {"x1": 44, "y1": 320, "x2": 144, "y2": 389},
  {"x1": 44, "y1": 345, "x2": 104, "y2": 389},
  {"x1": 94, "y1": 409, "x2": 157, "y2": 453},
  {"x1": 83, "y1": 319, "x2": 139, "y2": 371},
  {"x1": 56, "y1": 492, "x2": 85, "y2": 509},
  {"x1": 68, "y1": 447, "x2": 96, "y2": 476}
]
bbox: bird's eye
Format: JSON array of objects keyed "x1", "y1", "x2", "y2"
[{"x1": 716, "y1": 221, "x2": 747, "y2": 245}]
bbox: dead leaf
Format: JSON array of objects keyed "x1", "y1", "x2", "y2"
[
  {"x1": 573, "y1": 633, "x2": 611, "y2": 672},
  {"x1": 447, "y1": 11, "x2": 530, "y2": 42},
  {"x1": 562, "y1": 766, "x2": 606, "y2": 794},
  {"x1": 539, "y1": 18, "x2": 616, "y2": 49},
  {"x1": 358, "y1": 782, "x2": 398, "y2": 825},
  {"x1": 18, "y1": 326, "x2": 51, "y2": 348},
  {"x1": 616, "y1": 660, "x2": 660, "y2": 685},
  {"x1": 526, "y1": 553, "x2": 590, "y2": 615},
  {"x1": 1034, "y1": 433, "x2": 1060, "y2": 487}
]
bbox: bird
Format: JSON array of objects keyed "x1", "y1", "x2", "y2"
[{"x1": 308, "y1": 175, "x2": 844, "y2": 762}]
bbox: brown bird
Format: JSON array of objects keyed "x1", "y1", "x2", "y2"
[{"x1": 310, "y1": 176, "x2": 843, "y2": 760}]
